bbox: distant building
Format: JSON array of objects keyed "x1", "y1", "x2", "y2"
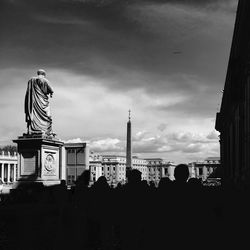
[
  {"x1": 0, "y1": 151, "x2": 18, "y2": 184},
  {"x1": 215, "y1": 0, "x2": 248, "y2": 186},
  {"x1": 131, "y1": 156, "x2": 148, "y2": 181},
  {"x1": 188, "y1": 157, "x2": 220, "y2": 182},
  {"x1": 89, "y1": 151, "x2": 103, "y2": 185},
  {"x1": 89, "y1": 155, "x2": 149, "y2": 186},
  {"x1": 145, "y1": 158, "x2": 176, "y2": 185},
  {"x1": 101, "y1": 155, "x2": 127, "y2": 186},
  {"x1": 63, "y1": 142, "x2": 89, "y2": 186}
]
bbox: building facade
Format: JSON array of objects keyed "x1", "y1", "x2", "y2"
[
  {"x1": 0, "y1": 151, "x2": 18, "y2": 184},
  {"x1": 89, "y1": 155, "x2": 150, "y2": 187},
  {"x1": 89, "y1": 151, "x2": 103, "y2": 185},
  {"x1": 188, "y1": 157, "x2": 221, "y2": 182},
  {"x1": 63, "y1": 143, "x2": 89, "y2": 186},
  {"x1": 131, "y1": 156, "x2": 148, "y2": 181},
  {"x1": 146, "y1": 158, "x2": 176, "y2": 185},
  {"x1": 215, "y1": 0, "x2": 250, "y2": 186},
  {"x1": 101, "y1": 155, "x2": 127, "y2": 186}
]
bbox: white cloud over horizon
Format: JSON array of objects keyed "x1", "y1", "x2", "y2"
[{"x1": 64, "y1": 129, "x2": 220, "y2": 164}]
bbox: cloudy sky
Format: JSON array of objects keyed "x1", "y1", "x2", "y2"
[{"x1": 0, "y1": 0, "x2": 238, "y2": 163}]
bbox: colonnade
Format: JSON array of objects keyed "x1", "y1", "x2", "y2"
[{"x1": 0, "y1": 152, "x2": 18, "y2": 184}]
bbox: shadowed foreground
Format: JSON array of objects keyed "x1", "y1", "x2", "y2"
[{"x1": 0, "y1": 170, "x2": 248, "y2": 250}]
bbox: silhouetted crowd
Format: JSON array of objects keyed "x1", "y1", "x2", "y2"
[{"x1": 0, "y1": 164, "x2": 249, "y2": 250}]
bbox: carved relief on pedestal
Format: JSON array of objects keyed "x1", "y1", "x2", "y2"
[{"x1": 43, "y1": 153, "x2": 56, "y2": 176}]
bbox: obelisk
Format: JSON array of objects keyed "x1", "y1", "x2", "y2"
[{"x1": 126, "y1": 110, "x2": 132, "y2": 170}]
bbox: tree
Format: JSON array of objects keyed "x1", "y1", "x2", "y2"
[{"x1": 0, "y1": 145, "x2": 17, "y2": 155}]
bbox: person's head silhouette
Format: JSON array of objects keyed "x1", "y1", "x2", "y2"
[
  {"x1": 158, "y1": 177, "x2": 172, "y2": 189},
  {"x1": 76, "y1": 169, "x2": 90, "y2": 188},
  {"x1": 174, "y1": 164, "x2": 189, "y2": 184},
  {"x1": 96, "y1": 176, "x2": 109, "y2": 189},
  {"x1": 127, "y1": 169, "x2": 142, "y2": 184}
]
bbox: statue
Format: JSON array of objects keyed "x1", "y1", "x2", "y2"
[{"x1": 24, "y1": 69, "x2": 54, "y2": 136}]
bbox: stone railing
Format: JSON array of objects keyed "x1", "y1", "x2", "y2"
[{"x1": 0, "y1": 151, "x2": 18, "y2": 160}]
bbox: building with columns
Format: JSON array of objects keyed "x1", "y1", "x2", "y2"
[
  {"x1": 131, "y1": 156, "x2": 148, "y2": 181},
  {"x1": 101, "y1": 155, "x2": 127, "y2": 186},
  {"x1": 89, "y1": 151, "x2": 103, "y2": 185},
  {"x1": 0, "y1": 151, "x2": 18, "y2": 184},
  {"x1": 89, "y1": 155, "x2": 149, "y2": 187},
  {"x1": 146, "y1": 158, "x2": 176, "y2": 185},
  {"x1": 188, "y1": 157, "x2": 220, "y2": 182}
]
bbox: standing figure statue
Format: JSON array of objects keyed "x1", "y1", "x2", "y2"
[{"x1": 25, "y1": 69, "x2": 54, "y2": 136}]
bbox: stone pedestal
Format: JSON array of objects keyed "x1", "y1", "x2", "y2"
[{"x1": 13, "y1": 134, "x2": 64, "y2": 186}]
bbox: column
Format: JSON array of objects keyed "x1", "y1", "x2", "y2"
[
  {"x1": 84, "y1": 144, "x2": 89, "y2": 170},
  {"x1": 13, "y1": 164, "x2": 16, "y2": 182},
  {"x1": 7, "y1": 164, "x2": 10, "y2": 183},
  {"x1": 203, "y1": 166, "x2": 207, "y2": 181},
  {"x1": 196, "y1": 167, "x2": 199, "y2": 178},
  {"x1": 89, "y1": 165, "x2": 93, "y2": 182},
  {"x1": 1, "y1": 164, "x2": 4, "y2": 183}
]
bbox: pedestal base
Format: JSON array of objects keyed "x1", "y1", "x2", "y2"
[{"x1": 13, "y1": 134, "x2": 64, "y2": 187}]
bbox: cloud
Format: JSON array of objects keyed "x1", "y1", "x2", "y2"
[
  {"x1": 207, "y1": 130, "x2": 219, "y2": 140},
  {"x1": 0, "y1": 0, "x2": 235, "y2": 125},
  {"x1": 157, "y1": 123, "x2": 167, "y2": 132},
  {"x1": 90, "y1": 138, "x2": 124, "y2": 152},
  {"x1": 64, "y1": 138, "x2": 85, "y2": 143},
  {"x1": 88, "y1": 129, "x2": 220, "y2": 162}
]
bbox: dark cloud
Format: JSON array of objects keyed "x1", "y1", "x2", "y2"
[{"x1": 0, "y1": 0, "x2": 237, "y2": 120}]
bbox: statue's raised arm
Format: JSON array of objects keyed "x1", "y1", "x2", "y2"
[{"x1": 25, "y1": 69, "x2": 54, "y2": 136}]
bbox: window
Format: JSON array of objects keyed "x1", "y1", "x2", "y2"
[
  {"x1": 76, "y1": 148, "x2": 85, "y2": 165},
  {"x1": 67, "y1": 149, "x2": 75, "y2": 165}
]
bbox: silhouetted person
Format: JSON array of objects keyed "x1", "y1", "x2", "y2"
[
  {"x1": 158, "y1": 177, "x2": 172, "y2": 191},
  {"x1": 126, "y1": 169, "x2": 142, "y2": 186},
  {"x1": 187, "y1": 177, "x2": 202, "y2": 188},
  {"x1": 89, "y1": 176, "x2": 113, "y2": 250},
  {"x1": 141, "y1": 179, "x2": 149, "y2": 190},
  {"x1": 57, "y1": 170, "x2": 91, "y2": 250},
  {"x1": 116, "y1": 182, "x2": 123, "y2": 190},
  {"x1": 174, "y1": 164, "x2": 189, "y2": 185},
  {"x1": 149, "y1": 180, "x2": 156, "y2": 191},
  {"x1": 121, "y1": 169, "x2": 146, "y2": 250},
  {"x1": 169, "y1": 164, "x2": 192, "y2": 245}
]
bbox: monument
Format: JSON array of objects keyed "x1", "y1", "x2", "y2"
[
  {"x1": 13, "y1": 69, "x2": 64, "y2": 186},
  {"x1": 126, "y1": 110, "x2": 132, "y2": 170}
]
